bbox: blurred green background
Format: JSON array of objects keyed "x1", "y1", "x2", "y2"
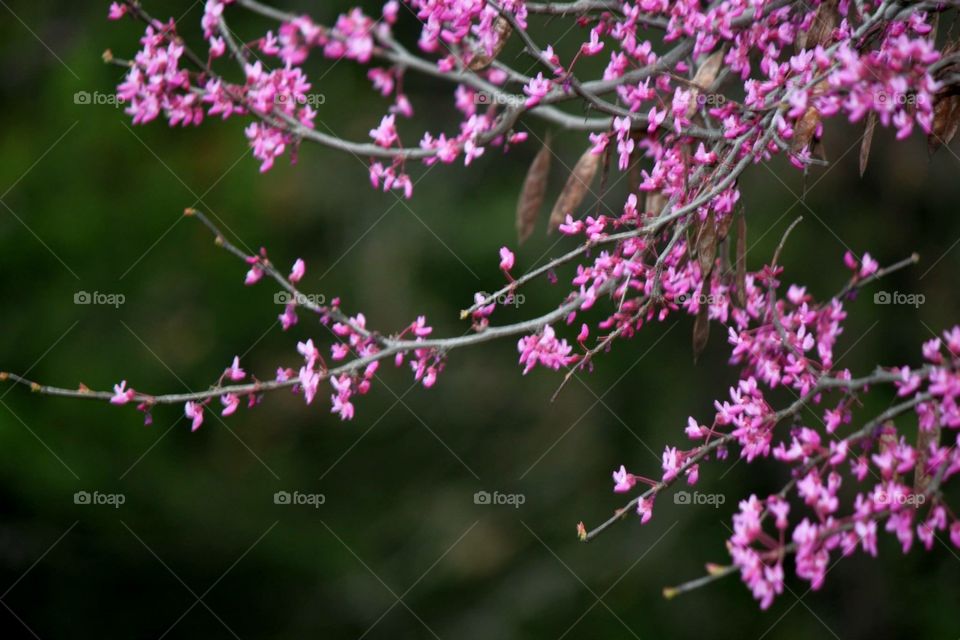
[{"x1": 1, "y1": 2, "x2": 959, "y2": 638}]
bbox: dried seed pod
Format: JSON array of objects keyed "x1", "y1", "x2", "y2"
[
  {"x1": 735, "y1": 211, "x2": 747, "y2": 307},
  {"x1": 697, "y1": 214, "x2": 719, "y2": 277},
  {"x1": 914, "y1": 423, "x2": 941, "y2": 494},
  {"x1": 692, "y1": 305, "x2": 710, "y2": 362},
  {"x1": 516, "y1": 136, "x2": 552, "y2": 244},
  {"x1": 860, "y1": 112, "x2": 877, "y2": 176},
  {"x1": 797, "y1": 0, "x2": 838, "y2": 51},
  {"x1": 693, "y1": 49, "x2": 724, "y2": 90},
  {"x1": 792, "y1": 106, "x2": 821, "y2": 152},
  {"x1": 548, "y1": 147, "x2": 600, "y2": 233},
  {"x1": 645, "y1": 191, "x2": 667, "y2": 218},
  {"x1": 687, "y1": 49, "x2": 725, "y2": 117},
  {"x1": 468, "y1": 17, "x2": 512, "y2": 71},
  {"x1": 928, "y1": 92, "x2": 960, "y2": 156}
]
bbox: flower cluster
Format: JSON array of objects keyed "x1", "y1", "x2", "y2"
[{"x1": 50, "y1": 0, "x2": 957, "y2": 608}]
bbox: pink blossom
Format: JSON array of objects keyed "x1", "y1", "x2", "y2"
[
  {"x1": 224, "y1": 356, "x2": 245, "y2": 381},
  {"x1": 110, "y1": 380, "x2": 135, "y2": 405},
  {"x1": 517, "y1": 325, "x2": 578, "y2": 374},
  {"x1": 369, "y1": 114, "x2": 398, "y2": 147},
  {"x1": 108, "y1": 3, "x2": 127, "y2": 20},
  {"x1": 289, "y1": 258, "x2": 306, "y2": 283},
  {"x1": 523, "y1": 73, "x2": 550, "y2": 108},
  {"x1": 499, "y1": 246, "x2": 515, "y2": 272},
  {"x1": 612, "y1": 465, "x2": 636, "y2": 493},
  {"x1": 636, "y1": 496, "x2": 653, "y2": 524},
  {"x1": 580, "y1": 28, "x2": 604, "y2": 56},
  {"x1": 221, "y1": 393, "x2": 240, "y2": 416},
  {"x1": 184, "y1": 401, "x2": 204, "y2": 432}
]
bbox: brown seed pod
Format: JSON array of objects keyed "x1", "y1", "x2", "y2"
[
  {"x1": 692, "y1": 305, "x2": 710, "y2": 362},
  {"x1": 468, "y1": 17, "x2": 512, "y2": 71},
  {"x1": 860, "y1": 112, "x2": 877, "y2": 176},
  {"x1": 797, "y1": 0, "x2": 838, "y2": 51},
  {"x1": 696, "y1": 214, "x2": 719, "y2": 278},
  {"x1": 516, "y1": 136, "x2": 552, "y2": 244},
  {"x1": 547, "y1": 147, "x2": 600, "y2": 233},
  {"x1": 791, "y1": 106, "x2": 821, "y2": 152},
  {"x1": 735, "y1": 211, "x2": 747, "y2": 307}
]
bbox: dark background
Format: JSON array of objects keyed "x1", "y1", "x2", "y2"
[{"x1": 1, "y1": 1, "x2": 958, "y2": 638}]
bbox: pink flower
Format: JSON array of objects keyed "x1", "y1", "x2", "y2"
[
  {"x1": 612, "y1": 465, "x2": 636, "y2": 492},
  {"x1": 108, "y1": 2, "x2": 127, "y2": 19},
  {"x1": 330, "y1": 374, "x2": 355, "y2": 420},
  {"x1": 221, "y1": 393, "x2": 240, "y2": 416},
  {"x1": 279, "y1": 303, "x2": 298, "y2": 330},
  {"x1": 636, "y1": 496, "x2": 654, "y2": 524},
  {"x1": 693, "y1": 143, "x2": 717, "y2": 164},
  {"x1": 499, "y1": 246, "x2": 515, "y2": 272},
  {"x1": 209, "y1": 36, "x2": 226, "y2": 58},
  {"x1": 369, "y1": 114, "x2": 398, "y2": 147},
  {"x1": 110, "y1": 380, "x2": 135, "y2": 405},
  {"x1": 297, "y1": 339, "x2": 319, "y2": 369},
  {"x1": 523, "y1": 73, "x2": 550, "y2": 108},
  {"x1": 224, "y1": 356, "x2": 245, "y2": 381},
  {"x1": 299, "y1": 366, "x2": 320, "y2": 404},
  {"x1": 860, "y1": 252, "x2": 879, "y2": 277},
  {"x1": 661, "y1": 446, "x2": 683, "y2": 482},
  {"x1": 517, "y1": 325, "x2": 578, "y2": 374},
  {"x1": 289, "y1": 258, "x2": 306, "y2": 283},
  {"x1": 244, "y1": 265, "x2": 263, "y2": 285},
  {"x1": 184, "y1": 401, "x2": 204, "y2": 432},
  {"x1": 580, "y1": 28, "x2": 604, "y2": 56}
]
